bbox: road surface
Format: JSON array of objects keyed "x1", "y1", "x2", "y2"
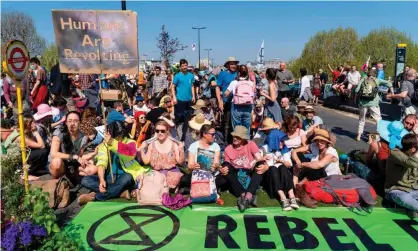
[{"x1": 315, "y1": 105, "x2": 376, "y2": 153}]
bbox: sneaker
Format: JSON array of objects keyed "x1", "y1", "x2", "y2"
[
  {"x1": 289, "y1": 197, "x2": 300, "y2": 209},
  {"x1": 77, "y1": 192, "x2": 96, "y2": 206},
  {"x1": 407, "y1": 210, "x2": 418, "y2": 219},
  {"x1": 120, "y1": 190, "x2": 131, "y2": 200},
  {"x1": 250, "y1": 195, "x2": 258, "y2": 207},
  {"x1": 237, "y1": 197, "x2": 250, "y2": 213},
  {"x1": 281, "y1": 199, "x2": 292, "y2": 211},
  {"x1": 295, "y1": 184, "x2": 317, "y2": 208}
]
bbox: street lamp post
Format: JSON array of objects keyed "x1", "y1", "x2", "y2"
[
  {"x1": 204, "y1": 48, "x2": 212, "y2": 68},
  {"x1": 192, "y1": 27, "x2": 206, "y2": 69},
  {"x1": 121, "y1": 0, "x2": 126, "y2": 10}
]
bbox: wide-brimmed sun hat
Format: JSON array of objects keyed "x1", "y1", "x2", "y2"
[
  {"x1": 259, "y1": 118, "x2": 280, "y2": 131},
  {"x1": 33, "y1": 104, "x2": 52, "y2": 121},
  {"x1": 312, "y1": 129, "x2": 333, "y2": 145},
  {"x1": 224, "y1": 56, "x2": 239, "y2": 67},
  {"x1": 377, "y1": 120, "x2": 409, "y2": 149},
  {"x1": 231, "y1": 125, "x2": 250, "y2": 140},
  {"x1": 297, "y1": 101, "x2": 308, "y2": 108},
  {"x1": 188, "y1": 113, "x2": 211, "y2": 131},
  {"x1": 192, "y1": 99, "x2": 206, "y2": 110},
  {"x1": 304, "y1": 105, "x2": 315, "y2": 114}
]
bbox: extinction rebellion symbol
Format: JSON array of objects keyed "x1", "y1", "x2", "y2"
[{"x1": 87, "y1": 205, "x2": 180, "y2": 251}]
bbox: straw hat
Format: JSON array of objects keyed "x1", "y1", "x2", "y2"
[
  {"x1": 231, "y1": 125, "x2": 250, "y2": 140},
  {"x1": 224, "y1": 56, "x2": 239, "y2": 67},
  {"x1": 297, "y1": 101, "x2": 308, "y2": 108},
  {"x1": 33, "y1": 104, "x2": 53, "y2": 121},
  {"x1": 304, "y1": 105, "x2": 315, "y2": 114},
  {"x1": 192, "y1": 99, "x2": 206, "y2": 110},
  {"x1": 259, "y1": 118, "x2": 280, "y2": 131},
  {"x1": 312, "y1": 129, "x2": 333, "y2": 145},
  {"x1": 188, "y1": 113, "x2": 211, "y2": 131}
]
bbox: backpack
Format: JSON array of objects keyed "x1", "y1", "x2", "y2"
[
  {"x1": 190, "y1": 170, "x2": 217, "y2": 203},
  {"x1": 233, "y1": 80, "x2": 254, "y2": 105},
  {"x1": 407, "y1": 80, "x2": 418, "y2": 105},
  {"x1": 303, "y1": 174, "x2": 377, "y2": 211},
  {"x1": 359, "y1": 77, "x2": 378, "y2": 100},
  {"x1": 136, "y1": 171, "x2": 169, "y2": 205}
]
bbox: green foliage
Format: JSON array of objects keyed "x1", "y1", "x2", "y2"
[
  {"x1": 290, "y1": 27, "x2": 418, "y2": 79},
  {"x1": 40, "y1": 230, "x2": 83, "y2": 251},
  {"x1": 40, "y1": 43, "x2": 59, "y2": 71}
]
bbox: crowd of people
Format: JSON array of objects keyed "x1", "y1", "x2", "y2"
[{"x1": 1, "y1": 55, "x2": 418, "y2": 216}]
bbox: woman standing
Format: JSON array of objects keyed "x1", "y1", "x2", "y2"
[
  {"x1": 312, "y1": 73, "x2": 321, "y2": 106},
  {"x1": 224, "y1": 65, "x2": 255, "y2": 136},
  {"x1": 299, "y1": 68, "x2": 313, "y2": 103},
  {"x1": 260, "y1": 68, "x2": 283, "y2": 123}
]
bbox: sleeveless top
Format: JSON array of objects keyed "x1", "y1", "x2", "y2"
[
  {"x1": 285, "y1": 129, "x2": 306, "y2": 149},
  {"x1": 265, "y1": 82, "x2": 283, "y2": 123},
  {"x1": 150, "y1": 141, "x2": 177, "y2": 170}
]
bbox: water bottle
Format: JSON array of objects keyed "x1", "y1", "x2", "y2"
[{"x1": 345, "y1": 156, "x2": 351, "y2": 175}]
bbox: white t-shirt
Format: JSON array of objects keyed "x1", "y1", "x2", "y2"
[
  {"x1": 347, "y1": 71, "x2": 361, "y2": 86},
  {"x1": 309, "y1": 143, "x2": 340, "y2": 176},
  {"x1": 188, "y1": 141, "x2": 221, "y2": 165},
  {"x1": 227, "y1": 78, "x2": 255, "y2": 95},
  {"x1": 299, "y1": 76, "x2": 310, "y2": 98},
  {"x1": 133, "y1": 104, "x2": 150, "y2": 113}
]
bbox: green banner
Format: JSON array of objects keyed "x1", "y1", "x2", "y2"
[{"x1": 66, "y1": 202, "x2": 418, "y2": 251}]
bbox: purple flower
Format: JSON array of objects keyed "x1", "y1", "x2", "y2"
[
  {"x1": 31, "y1": 225, "x2": 47, "y2": 237},
  {"x1": 19, "y1": 230, "x2": 32, "y2": 247},
  {"x1": 1, "y1": 235, "x2": 17, "y2": 251}
]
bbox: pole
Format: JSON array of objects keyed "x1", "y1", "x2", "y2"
[
  {"x1": 121, "y1": 0, "x2": 126, "y2": 10},
  {"x1": 15, "y1": 80, "x2": 29, "y2": 192},
  {"x1": 205, "y1": 48, "x2": 212, "y2": 69},
  {"x1": 192, "y1": 27, "x2": 206, "y2": 69}
]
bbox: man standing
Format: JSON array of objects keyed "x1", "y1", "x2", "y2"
[
  {"x1": 217, "y1": 57, "x2": 239, "y2": 143},
  {"x1": 29, "y1": 57, "x2": 49, "y2": 110},
  {"x1": 387, "y1": 69, "x2": 417, "y2": 116},
  {"x1": 276, "y1": 62, "x2": 295, "y2": 101},
  {"x1": 79, "y1": 74, "x2": 97, "y2": 109},
  {"x1": 377, "y1": 63, "x2": 385, "y2": 80},
  {"x1": 347, "y1": 65, "x2": 361, "y2": 91},
  {"x1": 172, "y1": 59, "x2": 195, "y2": 141},
  {"x1": 319, "y1": 69, "x2": 328, "y2": 85},
  {"x1": 152, "y1": 66, "x2": 168, "y2": 99},
  {"x1": 354, "y1": 69, "x2": 394, "y2": 141}
]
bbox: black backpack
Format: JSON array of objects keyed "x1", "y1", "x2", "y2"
[{"x1": 408, "y1": 79, "x2": 418, "y2": 105}]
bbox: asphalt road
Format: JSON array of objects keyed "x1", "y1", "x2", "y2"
[{"x1": 315, "y1": 105, "x2": 376, "y2": 153}]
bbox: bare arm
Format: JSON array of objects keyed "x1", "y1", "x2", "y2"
[
  {"x1": 291, "y1": 145, "x2": 310, "y2": 163},
  {"x1": 22, "y1": 132, "x2": 44, "y2": 149},
  {"x1": 188, "y1": 151, "x2": 196, "y2": 170},
  {"x1": 216, "y1": 87, "x2": 224, "y2": 110},
  {"x1": 328, "y1": 64, "x2": 333, "y2": 73},
  {"x1": 174, "y1": 142, "x2": 185, "y2": 166},
  {"x1": 31, "y1": 79, "x2": 41, "y2": 96},
  {"x1": 171, "y1": 84, "x2": 177, "y2": 103},
  {"x1": 140, "y1": 143, "x2": 152, "y2": 165},
  {"x1": 50, "y1": 136, "x2": 71, "y2": 160},
  {"x1": 301, "y1": 154, "x2": 336, "y2": 169}
]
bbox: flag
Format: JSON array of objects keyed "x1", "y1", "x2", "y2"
[
  {"x1": 257, "y1": 40, "x2": 264, "y2": 70},
  {"x1": 192, "y1": 44, "x2": 196, "y2": 51}
]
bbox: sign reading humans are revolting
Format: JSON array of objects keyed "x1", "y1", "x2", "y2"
[{"x1": 52, "y1": 10, "x2": 139, "y2": 74}]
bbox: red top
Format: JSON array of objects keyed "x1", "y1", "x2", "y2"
[{"x1": 332, "y1": 70, "x2": 341, "y2": 83}]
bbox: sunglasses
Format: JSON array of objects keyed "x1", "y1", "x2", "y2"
[
  {"x1": 205, "y1": 132, "x2": 216, "y2": 136},
  {"x1": 156, "y1": 129, "x2": 167, "y2": 134},
  {"x1": 139, "y1": 116, "x2": 146, "y2": 119}
]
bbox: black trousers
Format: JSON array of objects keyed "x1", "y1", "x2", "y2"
[
  {"x1": 27, "y1": 148, "x2": 49, "y2": 176},
  {"x1": 264, "y1": 164, "x2": 295, "y2": 199},
  {"x1": 297, "y1": 152, "x2": 327, "y2": 181},
  {"x1": 221, "y1": 102, "x2": 233, "y2": 144},
  {"x1": 174, "y1": 100, "x2": 192, "y2": 141}
]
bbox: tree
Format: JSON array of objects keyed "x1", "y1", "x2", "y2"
[
  {"x1": 1, "y1": 11, "x2": 46, "y2": 57},
  {"x1": 156, "y1": 25, "x2": 181, "y2": 69},
  {"x1": 40, "y1": 44, "x2": 59, "y2": 71}
]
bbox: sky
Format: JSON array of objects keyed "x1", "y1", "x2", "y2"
[{"x1": 1, "y1": 1, "x2": 418, "y2": 65}]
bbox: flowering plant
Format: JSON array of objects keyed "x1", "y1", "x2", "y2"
[{"x1": 1, "y1": 221, "x2": 47, "y2": 251}]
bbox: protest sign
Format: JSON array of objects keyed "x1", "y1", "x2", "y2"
[
  {"x1": 68, "y1": 202, "x2": 418, "y2": 251},
  {"x1": 52, "y1": 10, "x2": 139, "y2": 74}
]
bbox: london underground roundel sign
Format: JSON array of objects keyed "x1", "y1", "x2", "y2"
[{"x1": 5, "y1": 40, "x2": 30, "y2": 80}]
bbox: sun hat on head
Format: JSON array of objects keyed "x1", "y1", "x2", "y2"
[
  {"x1": 259, "y1": 118, "x2": 280, "y2": 131},
  {"x1": 192, "y1": 99, "x2": 206, "y2": 110},
  {"x1": 33, "y1": 104, "x2": 53, "y2": 121},
  {"x1": 224, "y1": 56, "x2": 239, "y2": 67},
  {"x1": 231, "y1": 125, "x2": 250, "y2": 140},
  {"x1": 377, "y1": 120, "x2": 409, "y2": 149},
  {"x1": 188, "y1": 113, "x2": 211, "y2": 131},
  {"x1": 297, "y1": 101, "x2": 308, "y2": 108},
  {"x1": 312, "y1": 129, "x2": 333, "y2": 145},
  {"x1": 304, "y1": 105, "x2": 315, "y2": 114}
]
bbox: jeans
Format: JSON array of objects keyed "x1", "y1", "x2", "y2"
[
  {"x1": 81, "y1": 173, "x2": 134, "y2": 201},
  {"x1": 386, "y1": 189, "x2": 418, "y2": 212},
  {"x1": 231, "y1": 104, "x2": 252, "y2": 136}
]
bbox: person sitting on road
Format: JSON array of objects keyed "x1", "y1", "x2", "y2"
[
  {"x1": 49, "y1": 111, "x2": 95, "y2": 182},
  {"x1": 133, "y1": 95, "x2": 149, "y2": 113},
  {"x1": 130, "y1": 111, "x2": 153, "y2": 147},
  {"x1": 78, "y1": 121, "x2": 145, "y2": 205},
  {"x1": 139, "y1": 121, "x2": 185, "y2": 185},
  {"x1": 218, "y1": 126, "x2": 272, "y2": 212},
  {"x1": 301, "y1": 106, "x2": 323, "y2": 134},
  {"x1": 259, "y1": 118, "x2": 299, "y2": 211},
  {"x1": 280, "y1": 97, "x2": 297, "y2": 120},
  {"x1": 282, "y1": 115, "x2": 307, "y2": 150},
  {"x1": 385, "y1": 134, "x2": 418, "y2": 218},
  {"x1": 291, "y1": 129, "x2": 341, "y2": 185},
  {"x1": 295, "y1": 101, "x2": 308, "y2": 126},
  {"x1": 107, "y1": 102, "x2": 134, "y2": 125}
]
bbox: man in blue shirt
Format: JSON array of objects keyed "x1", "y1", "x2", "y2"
[
  {"x1": 216, "y1": 57, "x2": 239, "y2": 143},
  {"x1": 107, "y1": 102, "x2": 134, "y2": 125},
  {"x1": 172, "y1": 59, "x2": 196, "y2": 141}
]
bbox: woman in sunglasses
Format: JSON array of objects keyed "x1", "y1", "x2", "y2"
[
  {"x1": 140, "y1": 121, "x2": 185, "y2": 181},
  {"x1": 131, "y1": 111, "x2": 152, "y2": 148}
]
